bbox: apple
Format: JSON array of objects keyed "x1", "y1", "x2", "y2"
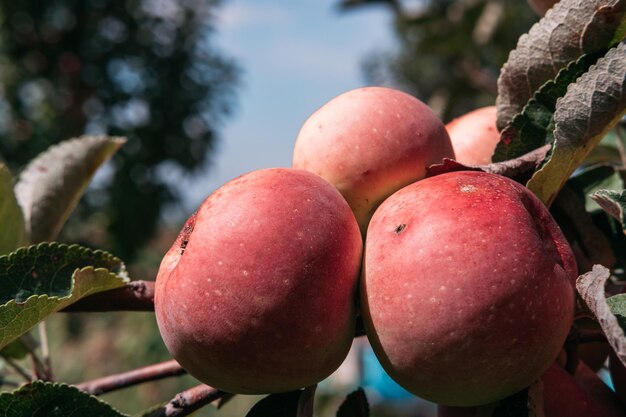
[
  {"x1": 154, "y1": 168, "x2": 363, "y2": 394},
  {"x1": 438, "y1": 361, "x2": 625, "y2": 416},
  {"x1": 292, "y1": 86, "x2": 454, "y2": 235},
  {"x1": 541, "y1": 361, "x2": 624, "y2": 417},
  {"x1": 362, "y1": 170, "x2": 576, "y2": 406},
  {"x1": 527, "y1": 0, "x2": 559, "y2": 16},
  {"x1": 445, "y1": 106, "x2": 499, "y2": 165}
]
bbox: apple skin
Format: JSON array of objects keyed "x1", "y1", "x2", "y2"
[
  {"x1": 154, "y1": 168, "x2": 363, "y2": 394},
  {"x1": 527, "y1": 0, "x2": 559, "y2": 16},
  {"x1": 362, "y1": 171, "x2": 576, "y2": 406},
  {"x1": 438, "y1": 362, "x2": 625, "y2": 416},
  {"x1": 445, "y1": 106, "x2": 499, "y2": 165},
  {"x1": 292, "y1": 86, "x2": 454, "y2": 235}
]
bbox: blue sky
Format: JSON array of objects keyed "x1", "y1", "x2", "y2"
[{"x1": 176, "y1": 1, "x2": 396, "y2": 214}]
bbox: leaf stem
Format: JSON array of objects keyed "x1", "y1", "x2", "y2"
[
  {"x1": 143, "y1": 384, "x2": 226, "y2": 417},
  {"x1": 38, "y1": 322, "x2": 54, "y2": 381},
  {"x1": 61, "y1": 280, "x2": 155, "y2": 312},
  {"x1": 75, "y1": 359, "x2": 186, "y2": 395},
  {"x1": 615, "y1": 123, "x2": 626, "y2": 167},
  {"x1": 30, "y1": 351, "x2": 48, "y2": 381}
]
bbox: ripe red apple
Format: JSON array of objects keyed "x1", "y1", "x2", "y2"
[
  {"x1": 438, "y1": 361, "x2": 625, "y2": 416},
  {"x1": 155, "y1": 168, "x2": 363, "y2": 394},
  {"x1": 527, "y1": 0, "x2": 559, "y2": 16},
  {"x1": 292, "y1": 86, "x2": 454, "y2": 235},
  {"x1": 543, "y1": 361, "x2": 625, "y2": 417},
  {"x1": 362, "y1": 171, "x2": 576, "y2": 406},
  {"x1": 445, "y1": 106, "x2": 499, "y2": 165}
]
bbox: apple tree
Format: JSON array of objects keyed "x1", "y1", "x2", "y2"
[{"x1": 0, "y1": 0, "x2": 625, "y2": 416}]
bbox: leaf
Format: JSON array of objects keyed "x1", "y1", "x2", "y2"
[
  {"x1": 427, "y1": 145, "x2": 551, "y2": 183},
  {"x1": 0, "y1": 381, "x2": 129, "y2": 416},
  {"x1": 569, "y1": 164, "x2": 624, "y2": 213},
  {"x1": 491, "y1": 389, "x2": 531, "y2": 417},
  {"x1": 14, "y1": 135, "x2": 126, "y2": 243},
  {"x1": 526, "y1": 42, "x2": 626, "y2": 206},
  {"x1": 0, "y1": 165, "x2": 28, "y2": 255},
  {"x1": 0, "y1": 334, "x2": 37, "y2": 360},
  {"x1": 0, "y1": 242, "x2": 129, "y2": 349},
  {"x1": 576, "y1": 265, "x2": 626, "y2": 367},
  {"x1": 246, "y1": 392, "x2": 300, "y2": 417},
  {"x1": 591, "y1": 189, "x2": 626, "y2": 228},
  {"x1": 493, "y1": 51, "x2": 606, "y2": 162},
  {"x1": 607, "y1": 294, "x2": 626, "y2": 329},
  {"x1": 496, "y1": 0, "x2": 626, "y2": 130},
  {"x1": 336, "y1": 388, "x2": 369, "y2": 417}
]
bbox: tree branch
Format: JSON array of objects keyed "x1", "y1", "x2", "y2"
[
  {"x1": 75, "y1": 359, "x2": 185, "y2": 395},
  {"x1": 62, "y1": 280, "x2": 155, "y2": 312},
  {"x1": 144, "y1": 384, "x2": 227, "y2": 417}
]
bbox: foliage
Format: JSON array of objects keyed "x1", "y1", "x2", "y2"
[{"x1": 0, "y1": 0, "x2": 239, "y2": 259}]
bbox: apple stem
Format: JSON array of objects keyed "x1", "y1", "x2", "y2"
[
  {"x1": 74, "y1": 359, "x2": 185, "y2": 395},
  {"x1": 61, "y1": 280, "x2": 155, "y2": 312},
  {"x1": 143, "y1": 384, "x2": 227, "y2": 417}
]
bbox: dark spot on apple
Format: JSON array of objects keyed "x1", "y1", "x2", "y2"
[
  {"x1": 395, "y1": 224, "x2": 407, "y2": 234},
  {"x1": 179, "y1": 212, "x2": 197, "y2": 255}
]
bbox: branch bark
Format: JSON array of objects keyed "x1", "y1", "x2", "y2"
[
  {"x1": 62, "y1": 280, "x2": 155, "y2": 312},
  {"x1": 144, "y1": 384, "x2": 227, "y2": 417},
  {"x1": 75, "y1": 359, "x2": 185, "y2": 395}
]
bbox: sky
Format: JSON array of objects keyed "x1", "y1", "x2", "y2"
[{"x1": 175, "y1": 0, "x2": 397, "y2": 214}]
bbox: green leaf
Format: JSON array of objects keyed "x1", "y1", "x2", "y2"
[
  {"x1": 576, "y1": 265, "x2": 626, "y2": 368},
  {"x1": 246, "y1": 392, "x2": 301, "y2": 417},
  {"x1": 526, "y1": 42, "x2": 626, "y2": 206},
  {"x1": 569, "y1": 164, "x2": 625, "y2": 213},
  {"x1": 497, "y1": 0, "x2": 626, "y2": 130},
  {"x1": 14, "y1": 135, "x2": 126, "y2": 243},
  {"x1": 0, "y1": 165, "x2": 27, "y2": 255},
  {"x1": 493, "y1": 51, "x2": 606, "y2": 162},
  {"x1": 0, "y1": 334, "x2": 37, "y2": 360},
  {"x1": 607, "y1": 294, "x2": 626, "y2": 329},
  {"x1": 0, "y1": 243, "x2": 129, "y2": 349},
  {"x1": 592, "y1": 189, "x2": 626, "y2": 228},
  {"x1": 336, "y1": 388, "x2": 369, "y2": 417},
  {"x1": 0, "y1": 381, "x2": 129, "y2": 416}
]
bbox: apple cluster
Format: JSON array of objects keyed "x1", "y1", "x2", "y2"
[{"x1": 154, "y1": 87, "x2": 579, "y2": 408}]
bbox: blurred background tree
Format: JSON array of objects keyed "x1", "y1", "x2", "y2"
[
  {"x1": 339, "y1": 0, "x2": 538, "y2": 121},
  {"x1": 0, "y1": 0, "x2": 239, "y2": 260}
]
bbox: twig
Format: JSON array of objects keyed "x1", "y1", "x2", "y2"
[
  {"x1": 61, "y1": 280, "x2": 155, "y2": 312},
  {"x1": 30, "y1": 351, "x2": 48, "y2": 381},
  {"x1": 38, "y1": 322, "x2": 55, "y2": 381},
  {"x1": 144, "y1": 384, "x2": 227, "y2": 417},
  {"x1": 1, "y1": 356, "x2": 32, "y2": 383},
  {"x1": 75, "y1": 359, "x2": 186, "y2": 395}
]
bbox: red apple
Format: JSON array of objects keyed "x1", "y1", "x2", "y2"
[
  {"x1": 155, "y1": 168, "x2": 363, "y2": 394},
  {"x1": 544, "y1": 362, "x2": 625, "y2": 416},
  {"x1": 445, "y1": 106, "x2": 499, "y2": 165},
  {"x1": 362, "y1": 171, "x2": 576, "y2": 406},
  {"x1": 292, "y1": 86, "x2": 454, "y2": 235},
  {"x1": 438, "y1": 361, "x2": 625, "y2": 416}
]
